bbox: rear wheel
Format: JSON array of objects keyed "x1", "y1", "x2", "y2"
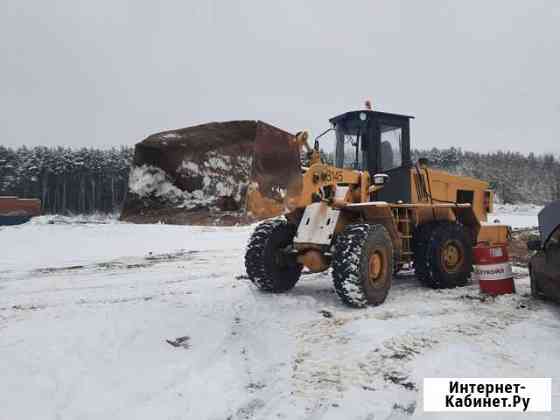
[
  {"x1": 414, "y1": 221, "x2": 473, "y2": 289},
  {"x1": 332, "y1": 224, "x2": 393, "y2": 307},
  {"x1": 245, "y1": 218, "x2": 302, "y2": 292},
  {"x1": 412, "y1": 222, "x2": 436, "y2": 286}
]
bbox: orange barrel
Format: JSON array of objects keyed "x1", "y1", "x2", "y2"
[{"x1": 472, "y1": 243, "x2": 515, "y2": 295}]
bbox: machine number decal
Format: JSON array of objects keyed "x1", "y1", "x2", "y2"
[
  {"x1": 314, "y1": 169, "x2": 344, "y2": 184},
  {"x1": 325, "y1": 170, "x2": 343, "y2": 182}
]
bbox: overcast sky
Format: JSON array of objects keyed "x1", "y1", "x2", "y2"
[{"x1": 2, "y1": 1, "x2": 559, "y2": 154}]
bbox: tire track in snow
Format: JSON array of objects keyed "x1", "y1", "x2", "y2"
[
  {"x1": 289, "y1": 278, "x2": 539, "y2": 415},
  {"x1": 222, "y1": 290, "x2": 299, "y2": 420}
]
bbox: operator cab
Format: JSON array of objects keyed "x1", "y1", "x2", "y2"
[
  {"x1": 329, "y1": 110, "x2": 413, "y2": 174},
  {"x1": 328, "y1": 109, "x2": 414, "y2": 202}
]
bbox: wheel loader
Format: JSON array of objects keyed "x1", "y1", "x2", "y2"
[{"x1": 245, "y1": 107, "x2": 509, "y2": 307}]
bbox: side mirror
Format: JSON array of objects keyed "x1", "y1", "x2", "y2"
[
  {"x1": 418, "y1": 157, "x2": 430, "y2": 167},
  {"x1": 527, "y1": 239, "x2": 541, "y2": 251}
]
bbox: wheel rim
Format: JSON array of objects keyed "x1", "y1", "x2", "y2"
[
  {"x1": 440, "y1": 240, "x2": 464, "y2": 273},
  {"x1": 368, "y1": 251, "x2": 386, "y2": 288}
]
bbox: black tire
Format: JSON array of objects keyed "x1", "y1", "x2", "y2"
[
  {"x1": 332, "y1": 224, "x2": 393, "y2": 308},
  {"x1": 245, "y1": 218, "x2": 302, "y2": 292},
  {"x1": 412, "y1": 222, "x2": 436, "y2": 286},
  {"x1": 415, "y1": 221, "x2": 473, "y2": 289}
]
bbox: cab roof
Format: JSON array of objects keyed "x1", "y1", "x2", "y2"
[{"x1": 329, "y1": 110, "x2": 415, "y2": 126}]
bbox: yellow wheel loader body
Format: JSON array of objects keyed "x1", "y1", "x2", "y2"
[{"x1": 245, "y1": 108, "x2": 510, "y2": 307}]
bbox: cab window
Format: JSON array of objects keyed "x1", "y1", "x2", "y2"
[
  {"x1": 316, "y1": 129, "x2": 336, "y2": 165},
  {"x1": 380, "y1": 125, "x2": 402, "y2": 171},
  {"x1": 335, "y1": 130, "x2": 366, "y2": 170}
]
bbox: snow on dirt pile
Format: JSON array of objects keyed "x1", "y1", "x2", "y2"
[
  {"x1": 129, "y1": 165, "x2": 185, "y2": 203},
  {"x1": 122, "y1": 153, "x2": 255, "y2": 225},
  {"x1": 128, "y1": 153, "x2": 253, "y2": 211},
  {"x1": 174, "y1": 152, "x2": 253, "y2": 208},
  {"x1": 1, "y1": 213, "x2": 559, "y2": 420}
]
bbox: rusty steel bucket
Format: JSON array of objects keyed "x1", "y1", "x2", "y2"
[
  {"x1": 246, "y1": 122, "x2": 302, "y2": 218},
  {"x1": 120, "y1": 120, "x2": 302, "y2": 225}
]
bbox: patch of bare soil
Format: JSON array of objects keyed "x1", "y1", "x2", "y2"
[
  {"x1": 120, "y1": 207, "x2": 256, "y2": 226},
  {"x1": 33, "y1": 250, "x2": 203, "y2": 275}
]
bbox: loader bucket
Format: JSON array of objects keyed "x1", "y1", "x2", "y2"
[
  {"x1": 120, "y1": 120, "x2": 302, "y2": 225},
  {"x1": 246, "y1": 122, "x2": 302, "y2": 218}
]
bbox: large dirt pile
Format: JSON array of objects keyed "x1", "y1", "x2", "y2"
[{"x1": 120, "y1": 120, "x2": 300, "y2": 225}]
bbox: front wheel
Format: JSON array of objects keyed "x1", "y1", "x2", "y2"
[
  {"x1": 245, "y1": 218, "x2": 302, "y2": 292},
  {"x1": 332, "y1": 224, "x2": 393, "y2": 308}
]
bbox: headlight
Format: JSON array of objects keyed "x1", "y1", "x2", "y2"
[{"x1": 373, "y1": 173, "x2": 389, "y2": 185}]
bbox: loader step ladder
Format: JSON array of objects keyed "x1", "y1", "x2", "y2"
[{"x1": 392, "y1": 207, "x2": 413, "y2": 263}]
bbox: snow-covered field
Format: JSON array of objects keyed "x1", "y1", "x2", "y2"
[
  {"x1": 1, "y1": 207, "x2": 558, "y2": 420},
  {"x1": 490, "y1": 204, "x2": 542, "y2": 230}
]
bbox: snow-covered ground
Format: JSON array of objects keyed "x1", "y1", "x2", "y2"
[{"x1": 1, "y1": 207, "x2": 558, "y2": 420}]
